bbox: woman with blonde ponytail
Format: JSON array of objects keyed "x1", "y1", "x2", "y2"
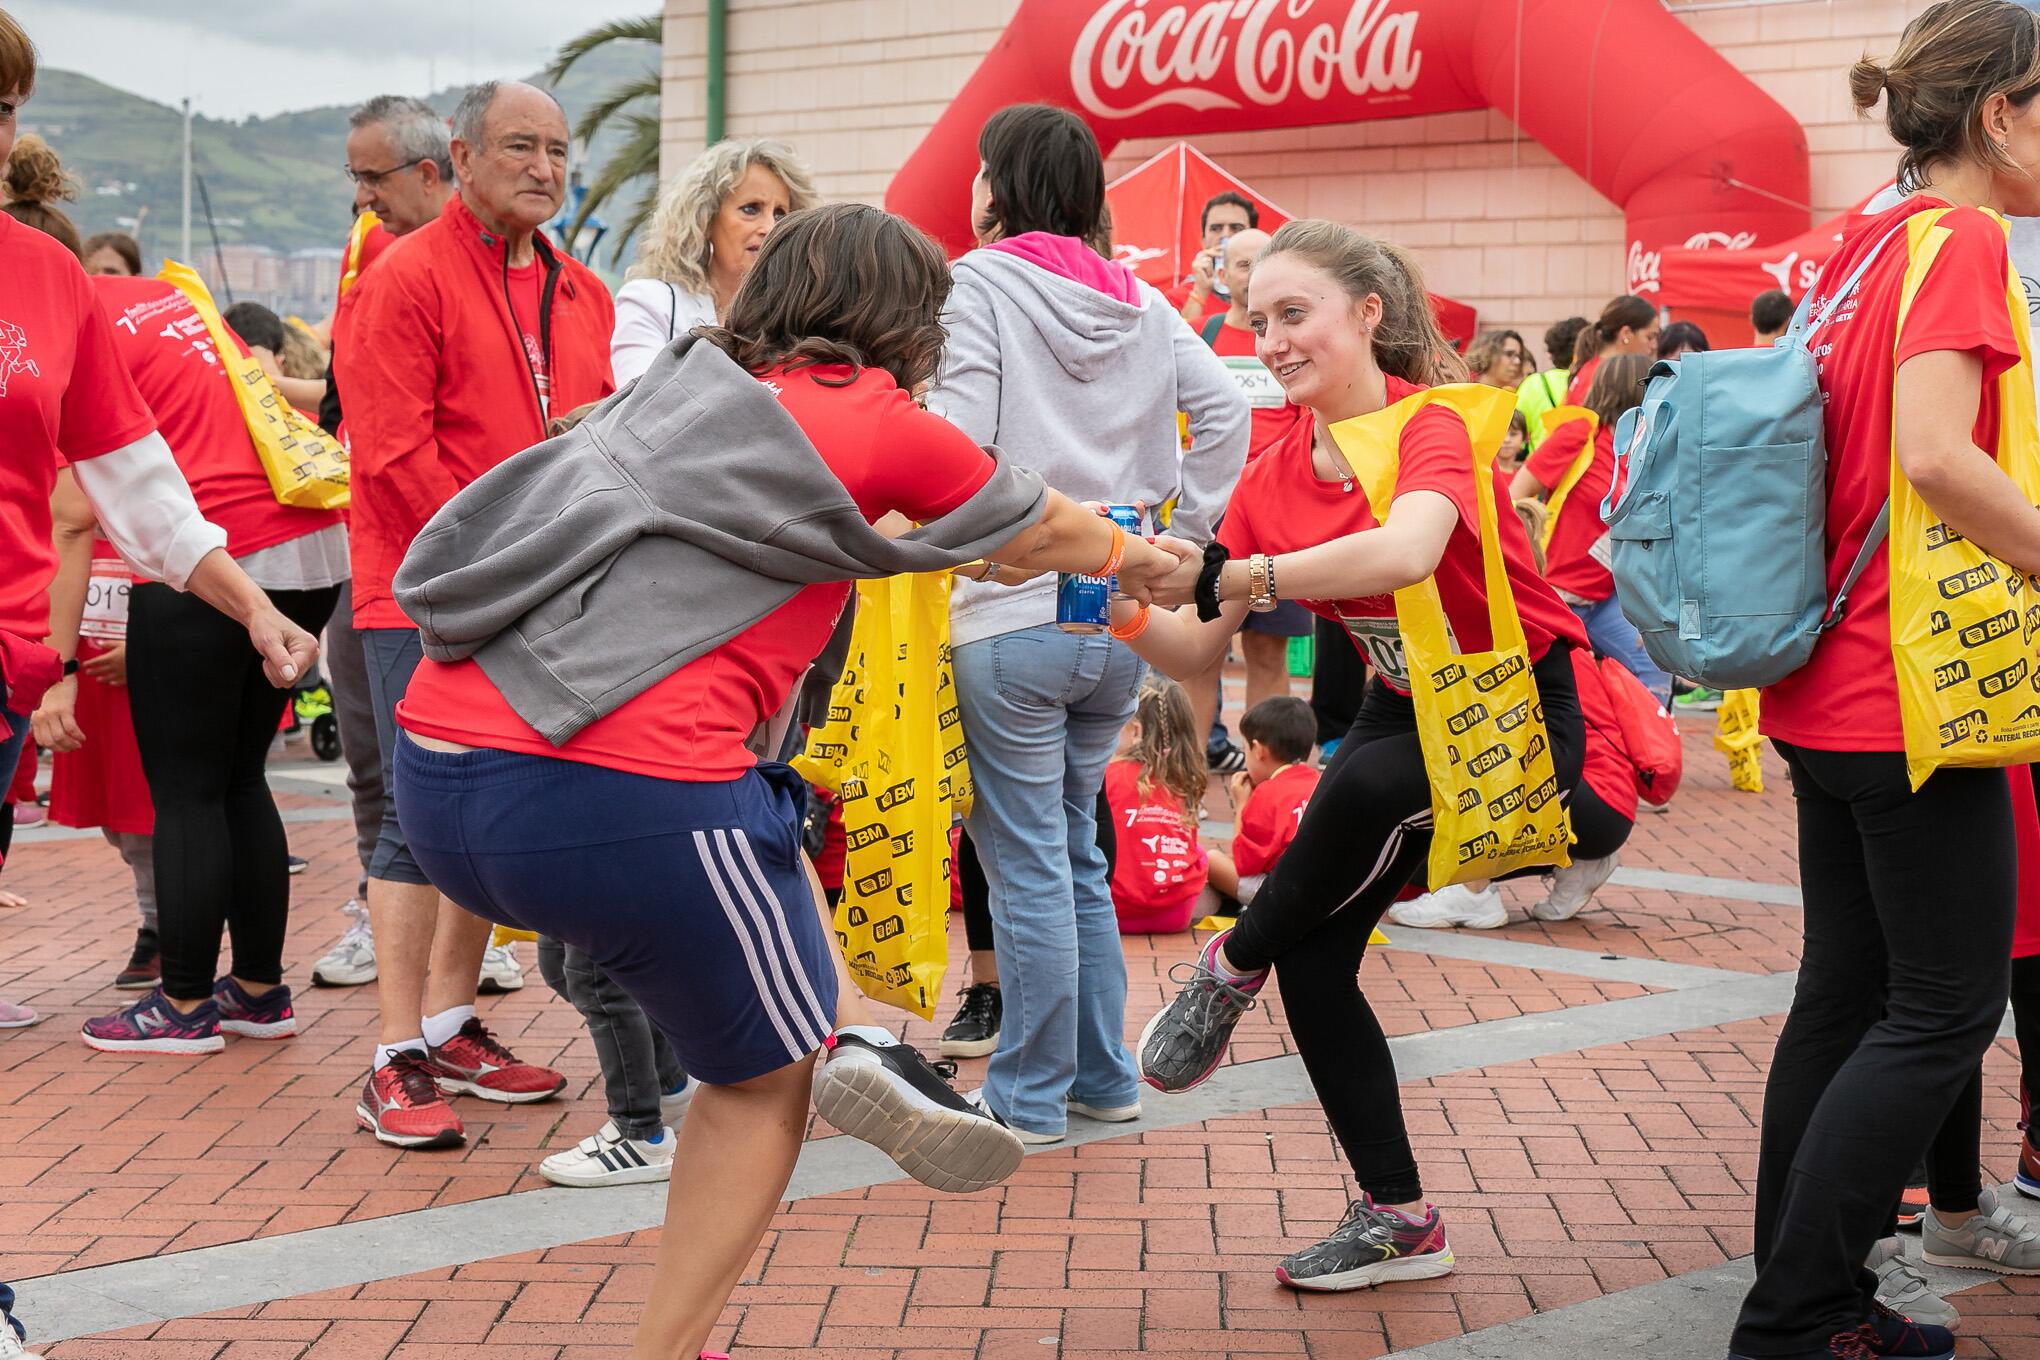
[{"x1": 1109, "y1": 219, "x2": 1590, "y2": 1294}]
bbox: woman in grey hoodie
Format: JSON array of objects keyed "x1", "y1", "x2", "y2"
[{"x1": 929, "y1": 104, "x2": 1249, "y2": 1142}]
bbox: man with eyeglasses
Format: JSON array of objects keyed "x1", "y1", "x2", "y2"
[{"x1": 339, "y1": 79, "x2": 614, "y2": 1151}]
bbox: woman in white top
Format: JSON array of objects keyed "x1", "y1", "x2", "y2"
[{"x1": 609, "y1": 138, "x2": 819, "y2": 384}]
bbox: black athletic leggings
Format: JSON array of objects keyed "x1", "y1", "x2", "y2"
[
  {"x1": 1225, "y1": 644, "x2": 1585, "y2": 1205},
  {"x1": 128, "y1": 581, "x2": 339, "y2": 1001},
  {"x1": 1731, "y1": 744, "x2": 2015, "y2": 1358}
]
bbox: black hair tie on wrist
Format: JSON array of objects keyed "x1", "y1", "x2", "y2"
[{"x1": 1196, "y1": 541, "x2": 1230, "y2": 622}]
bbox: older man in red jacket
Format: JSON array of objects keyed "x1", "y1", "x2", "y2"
[{"x1": 343, "y1": 78, "x2": 615, "y2": 1150}]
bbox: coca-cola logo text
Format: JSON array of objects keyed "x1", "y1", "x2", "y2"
[
  {"x1": 1072, "y1": 0, "x2": 1423, "y2": 119},
  {"x1": 1627, "y1": 241, "x2": 1660, "y2": 295}
]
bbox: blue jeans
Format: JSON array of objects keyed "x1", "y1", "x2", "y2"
[
  {"x1": 953, "y1": 624, "x2": 1144, "y2": 1134},
  {"x1": 1572, "y1": 594, "x2": 1673, "y2": 706}
]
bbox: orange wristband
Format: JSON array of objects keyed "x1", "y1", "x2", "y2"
[
  {"x1": 1108, "y1": 604, "x2": 1152, "y2": 640},
  {"x1": 1094, "y1": 521, "x2": 1127, "y2": 578}
]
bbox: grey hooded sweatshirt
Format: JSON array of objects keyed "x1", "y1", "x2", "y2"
[
  {"x1": 394, "y1": 335, "x2": 1045, "y2": 745},
  {"x1": 930, "y1": 243, "x2": 1249, "y2": 647}
]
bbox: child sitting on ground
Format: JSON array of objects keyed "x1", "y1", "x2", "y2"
[
  {"x1": 1104, "y1": 678, "x2": 1211, "y2": 934},
  {"x1": 1207, "y1": 696, "x2": 1320, "y2": 911}
]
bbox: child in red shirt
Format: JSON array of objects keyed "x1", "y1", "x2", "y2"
[
  {"x1": 1104, "y1": 679, "x2": 1210, "y2": 934},
  {"x1": 1208, "y1": 697, "x2": 1319, "y2": 909}
]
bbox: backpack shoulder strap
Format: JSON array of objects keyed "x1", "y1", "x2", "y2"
[
  {"x1": 1821, "y1": 500, "x2": 1891, "y2": 630},
  {"x1": 1200, "y1": 314, "x2": 1227, "y2": 347},
  {"x1": 1787, "y1": 213, "x2": 1932, "y2": 347}
]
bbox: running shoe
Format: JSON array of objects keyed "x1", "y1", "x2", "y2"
[
  {"x1": 1674, "y1": 686, "x2": 1724, "y2": 713},
  {"x1": 311, "y1": 900, "x2": 377, "y2": 986},
  {"x1": 1860, "y1": 1305, "x2": 1958, "y2": 1359},
  {"x1": 2018, "y1": 1128, "x2": 2040, "y2": 1201},
  {"x1": 1136, "y1": 929, "x2": 1262, "y2": 1093},
  {"x1": 1895, "y1": 1182, "x2": 1930, "y2": 1230},
  {"x1": 1526, "y1": 853, "x2": 1620, "y2": 922},
  {"x1": 1068, "y1": 1095, "x2": 1141, "y2": 1122},
  {"x1": 1388, "y1": 882, "x2": 1506, "y2": 930},
  {"x1": 114, "y1": 926, "x2": 160, "y2": 990},
  {"x1": 1921, "y1": 1185, "x2": 2040, "y2": 1274},
  {"x1": 212, "y1": 976, "x2": 296, "y2": 1040},
  {"x1": 939, "y1": 982, "x2": 1001, "y2": 1058},
  {"x1": 423, "y1": 1017, "x2": 564, "y2": 1103},
  {"x1": 477, "y1": 940, "x2": 525, "y2": 994},
  {"x1": 1206, "y1": 740, "x2": 1247, "y2": 775},
  {"x1": 539, "y1": 1120, "x2": 676, "y2": 1188},
  {"x1": 812, "y1": 1032, "x2": 1026, "y2": 1193},
  {"x1": 0, "y1": 999, "x2": 40, "y2": 1029},
  {"x1": 11, "y1": 803, "x2": 42, "y2": 828},
  {"x1": 80, "y1": 989, "x2": 223, "y2": 1055},
  {"x1": 1866, "y1": 1237, "x2": 1958, "y2": 1329},
  {"x1": 286, "y1": 855, "x2": 308, "y2": 876},
  {"x1": 357, "y1": 1050, "x2": 465, "y2": 1149},
  {"x1": 1276, "y1": 1196, "x2": 1455, "y2": 1292}
]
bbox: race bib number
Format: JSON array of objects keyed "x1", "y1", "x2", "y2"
[
  {"x1": 1342, "y1": 613, "x2": 1411, "y2": 690},
  {"x1": 1587, "y1": 531, "x2": 1613, "y2": 571},
  {"x1": 1222, "y1": 356, "x2": 1286, "y2": 410},
  {"x1": 82, "y1": 556, "x2": 132, "y2": 641}
]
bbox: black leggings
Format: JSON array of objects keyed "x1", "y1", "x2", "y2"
[
  {"x1": 1566, "y1": 782, "x2": 1633, "y2": 863},
  {"x1": 1225, "y1": 644, "x2": 1585, "y2": 1205},
  {"x1": 128, "y1": 581, "x2": 339, "y2": 1001},
  {"x1": 1732, "y1": 744, "x2": 2015, "y2": 1357},
  {"x1": 956, "y1": 789, "x2": 1115, "y2": 957}
]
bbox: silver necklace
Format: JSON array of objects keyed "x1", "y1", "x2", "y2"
[{"x1": 1314, "y1": 432, "x2": 1355, "y2": 493}]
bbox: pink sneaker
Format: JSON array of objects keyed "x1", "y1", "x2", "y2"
[
  {"x1": 0, "y1": 998, "x2": 40, "y2": 1028},
  {"x1": 11, "y1": 803, "x2": 43, "y2": 828}
]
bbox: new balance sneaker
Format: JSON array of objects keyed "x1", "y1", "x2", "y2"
[
  {"x1": 539, "y1": 1121, "x2": 676, "y2": 1187},
  {"x1": 0, "y1": 999, "x2": 40, "y2": 1029},
  {"x1": 357, "y1": 1050, "x2": 465, "y2": 1149},
  {"x1": 1276, "y1": 1197, "x2": 1455, "y2": 1292},
  {"x1": 80, "y1": 989, "x2": 224, "y2": 1055},
  {"x1": 115, "y1": 926, "x2": 160, "y2": 990},
  {"x1": 477, "y1": 940, "x2": 525, "y2": 994},
  {"x1": 2018, "y1": 1129, "x2": 2040, "y2": 1201},
  {"x1": 1921, "y1": 1185, "x2": 2040, "y2": 1274},
  {"x1": 1388, "y1": 882, "x2": 1506, "y2": 930},
  {"x1": 212, "y1": 977, "x2": 296, "y2": 1039},
  {"x1": 939, "y1": 982, "x2": 1001, "y2": 1059},
  {"x1": 423, "y1": 1017, "x2": 565, "y2": 1103},
  {"x1": 1138, "y1": 929, "x2": 1262, "y2": 1093},
  {"x1": 310, "y1": 900, "x2": 376, "y2": 987},
  {"x1": 1895, "y1": 1182, "x2": 1930, "y2": 1230},
  {"x1": 1068, "y1": 1096, "x2": 1141, "y2": 1122},
  {"x1": 1526, "y1": 853, "x2": 1620, "y2": 922},
  {"x1": 813, "y1": 1032, "x2": 1026, "y2": 1193},
  {"x1": 1866, "y1": 1237, "x2": 1959, "y2": 1330}
]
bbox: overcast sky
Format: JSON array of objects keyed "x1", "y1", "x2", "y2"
[{"x1": 8, "y1": 0, "x2": 654, "y2": 119}]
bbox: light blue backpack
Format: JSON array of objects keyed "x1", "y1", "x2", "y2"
[{"x1": 1602, "y1": 224, "x2": 1908, "y2": 690}]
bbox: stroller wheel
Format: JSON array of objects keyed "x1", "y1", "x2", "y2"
[{"x1": 311, "y1": 714, "x2": 341, "y2": 762}]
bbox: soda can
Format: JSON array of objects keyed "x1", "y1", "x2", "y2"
[{"x1": 1056, "y1": 505, "x2": 1146, "y2": 634}]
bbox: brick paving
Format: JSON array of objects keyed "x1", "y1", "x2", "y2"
[{"x1": 9, "y1": 727, "x2": 2040, "y2": 1357}]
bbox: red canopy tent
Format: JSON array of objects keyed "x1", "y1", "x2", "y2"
[{"x1": 1105, "y1": 140, "x2": 1479, "y2": 347}]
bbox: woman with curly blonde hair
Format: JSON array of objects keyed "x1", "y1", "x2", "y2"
[{"x1": 609, "y1": 137, "x2": 818, "y2": 383}]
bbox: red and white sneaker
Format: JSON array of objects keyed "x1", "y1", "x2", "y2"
[
  {"x1": 357, "y1": 1050, "x2": 465, "y2": 1149},
  {"x1": 424, "y1": 1017, "x2": 566, "y2": 1104}
]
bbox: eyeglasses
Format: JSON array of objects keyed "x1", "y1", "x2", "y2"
[{"x1": 345, "y1": 157, "x2": 425, "y2": 188}]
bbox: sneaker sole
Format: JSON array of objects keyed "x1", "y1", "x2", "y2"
[
  {"x1": 1921, "y1": 1249, "x2": 2040, "y2": 1276},
  {"x1": 220, "y1": 1018, "x2": 297, "y2": 1040},
  {"x1": 476, "y1": 976, "x2": 525, "y2": 995},
  {"x1": 1277, "y1": 1249, "x2": 1455, "y2": 1292},
  {"x1": 1136, "y1": 1002, "x2": 1231, "y2": 1094},
  {"x1": 539, "y1": 1158, "x2": 675, "y2": 1188},
  {"x1": 435, "y1": 1074, "x2": 566, "y2": 1104},
  {"x1": 0, "y1": 1014, "x2": 43, "y2": 1029},
  {"x1": 310, "y1": 965, "x2": 377, "y2": 987},
  {"x1": 812, "y1": 1051, "x2": 1025, "y2": 1194},
  {"x1": 82, "y1": 1031, "x2": 222, "y2": 1055},
  {"x1": 113, "y1": 977, "x2": 159, "y2": 991},
  {"x1": 1068, "y1": 1101, "x2": 1141, "y2": 1122},
  {"x1": 2016, "y1": 1171, "x2": 2040, "y2": 1201},
  {"x1": 938, "y1": 1035, "x2": 998, "y2": 1058},
  {"x1": 1525, "y1": 902, "x2": 1588, "y2": 922},
  {"x1": 354, "y1": 1103, "x2": 465, "y2": 1150},
  {"x1": 1388, "y1": 910, "x2": 1507, "y2": 930}
]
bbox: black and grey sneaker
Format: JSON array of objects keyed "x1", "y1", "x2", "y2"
[
  {"x1": 940, "y1": 983, "x2": 1002, "y2": 1058},
  {"x1": 1276, "y1": 1196, "x2": 1454, "y2": 1292},
  {"x1": 813, "y1": 1032, "x2": 1025, "y2": 1193},
  {"x1": 1207, "y1": 740, "x2": 1247, "y2": 775},
  {"x1": 1136, "y1": 929, "x2": 1262, "y2": 1093}
]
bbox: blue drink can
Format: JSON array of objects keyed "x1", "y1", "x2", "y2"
[{"x1": 1056, "y1": 505, "x2": 1145, "y2": 634}]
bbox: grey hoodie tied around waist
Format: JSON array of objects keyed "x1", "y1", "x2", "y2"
[{"x1": 394, "y1": 335, "x2": 1046, "y2": 745}]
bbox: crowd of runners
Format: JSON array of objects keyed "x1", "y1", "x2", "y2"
[{"x1": 6, "y1": 2, "x2": 2040, "y2": 1359}]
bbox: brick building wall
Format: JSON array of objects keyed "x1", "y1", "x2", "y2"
[{"x1": 659, "y1": 0, "x2": 1923, "y2": 337}]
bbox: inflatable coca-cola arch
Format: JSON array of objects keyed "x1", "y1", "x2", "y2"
[{"x1": 888, "y1": 0, "x2": 1811, "y2": 277}]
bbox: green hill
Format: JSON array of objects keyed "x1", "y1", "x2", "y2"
[{"x1": 19, "y1": 42, "x2": 656, "y2": 261}]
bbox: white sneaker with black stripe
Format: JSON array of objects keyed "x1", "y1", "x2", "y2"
[{"x1": 537, "y1": 1120, "x2": 676, "y2": 1188}]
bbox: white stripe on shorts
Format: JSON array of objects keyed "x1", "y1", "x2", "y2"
[
  {"x1": 711, "y1": 830, "x2": 828, "y2": 1054},
  {"x1": 693, "y1": 829, "x2": 806, "y2": 1064},
  {"x1": 729, "y1": 829, "x2": 832, "y2": 1041}
]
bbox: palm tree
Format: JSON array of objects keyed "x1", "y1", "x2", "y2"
[{"x1": 545, "y1": 13, "x2": 662, "y2": 264}]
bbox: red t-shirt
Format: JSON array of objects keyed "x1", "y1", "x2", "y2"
[
  {"x1": 1230, "y1": 761, "x2": 1319, "y2": 878},
  {"x1": 504, "y1": 259, "x2": 551, "y2": 416},
  {"x1": 398, "y1": 363, "x2": 996, "y2": 780},
  {"x1": 1524, "y1": 424, "x2": 1615, "y2": 601},
  {"x1": 0, "y1": 215, "x2": 158, "y2": 638},
  {"x1": 1165, "y1": 278, "x2": 1227, "y2": 329},
  {"x1": 1566, "y1": 353, "x2": 1601, "y2": 405},
  {"x1": 1217, "y1": 375, "x2": 1589, "y2": 694},
  {"x1": 1104, "y1": 759, "x2": 1208, "y2": 929},
  {"x1": 1208, "y1": 321, "x2": 1305, "y2": 460},
  {"x1": 92, "y1": 277, "x2": 339, "y2": 557},
  {"x1": 1763, "y1": 197, "x2": 2021, "y2": 750}
]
